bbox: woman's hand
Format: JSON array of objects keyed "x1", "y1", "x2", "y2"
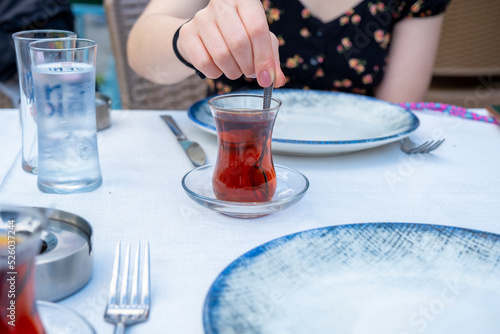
[{"x1": 176, "y1": 0, "x2": 285, "y2": 88}]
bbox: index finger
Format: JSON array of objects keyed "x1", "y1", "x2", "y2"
[{"x1": 237, "y1": 0, "x2": 275, "y2": 87}]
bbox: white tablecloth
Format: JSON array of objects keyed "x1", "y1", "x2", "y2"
[{"x1": 1, "y1": 108, "x2": 499, "y2": 333}]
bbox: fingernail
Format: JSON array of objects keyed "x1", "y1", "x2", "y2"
[{"x1": 258, "y1": 70, "x2": 273, "y2": 87}]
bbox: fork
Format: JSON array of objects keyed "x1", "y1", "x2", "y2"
[
  {"x1": 401, "y1": 137, "x2": 445, "y2": 154},
  {"x1": 104, "y1": 242, "x2": 150, "y2": 334}
]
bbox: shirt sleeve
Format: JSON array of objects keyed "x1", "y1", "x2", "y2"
[{"x1": 393, "y1": 0, "x2": 451, "y2": 22}]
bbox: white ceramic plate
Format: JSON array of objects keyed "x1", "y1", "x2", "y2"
[
  {"x1": 38, "y1": 301, "x2": 95, "y2": 333},
  {"x1": 188, "y1": 89, "x2": 419, "y2": 156},
  {"x1": 204, "y1": 223, "x2": 500, "y2": 334}
]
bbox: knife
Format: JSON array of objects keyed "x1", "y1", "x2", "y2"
[{"x1": 161, "y1": 115, "x2": 206, "y2": 167}]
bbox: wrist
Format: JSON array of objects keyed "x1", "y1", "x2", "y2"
[{"x1": 172, "y1": 20, "x2": 206, "y2": 79}]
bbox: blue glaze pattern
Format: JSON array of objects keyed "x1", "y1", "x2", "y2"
[{"x1": 204, "y1": 223, "x2": 500, "y2": 333}]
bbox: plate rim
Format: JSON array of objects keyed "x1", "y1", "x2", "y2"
[
  {"x1": 188, "y1": 89, "x2": 420, "y2": 146},
  {"x1": 37, "y1": 300, "x2": 96, "y2": 333},
  {"x1": 202, "y1": 222, "x2": 500, "y2": 333}
]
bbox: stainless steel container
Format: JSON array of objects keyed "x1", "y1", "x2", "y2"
[
  {"x1": 96, "y1": 92, "x2": 111, "y2": 131},
  {"x1": 36, "y1": 208, "x2": 93, "y2": 302}
]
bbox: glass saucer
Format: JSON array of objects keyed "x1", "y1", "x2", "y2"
[
  {"x1": 38, "y1": 300, "x2": 96, "y2": 334},
  {"x1": 182, "y1": 164, "x2": 309, "y2": 218}
]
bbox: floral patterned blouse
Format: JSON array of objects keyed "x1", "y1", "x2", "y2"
[{"x1": 207, "y1": 0, "x2": 450, "y2": 96}]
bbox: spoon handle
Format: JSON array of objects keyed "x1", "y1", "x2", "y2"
[{"x1": 263, "y1": 81, "x2": 274, "y2": 109}]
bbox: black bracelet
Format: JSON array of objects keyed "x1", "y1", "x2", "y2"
[{"x1": 172, "y1": 20, "x2": 206, "y2": 79}]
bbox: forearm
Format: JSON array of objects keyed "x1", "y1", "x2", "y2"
[
  {"x1": 127, "y1": 0, "x2": 284, "y2": 88},
  {"x1": 127, "y1": 15, "x2": 195, "y2": 85},
  {"x1": 375, "y1": 14, "x2": 444, "y2": 103}
]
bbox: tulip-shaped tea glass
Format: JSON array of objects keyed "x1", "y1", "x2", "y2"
[
  {"x1": 0, "y1": 205, "x2": 46, "y2": 333},
  {"x1": 208, "y1": 94, "x2": 282, "y2": 202}
]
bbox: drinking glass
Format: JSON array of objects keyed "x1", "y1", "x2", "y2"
[
  {"x1": 0, "y1": 205, "x2": 47, "y2": 333},
  {"x1": 12, "y1": 30, "x2": 77, "y2": 174},
  {"x1": 208, "y1": 94, "x2": 282, "y2": 202},
  {"x1": 28, "y1": 38, "x2": 102, "y2": 194}
]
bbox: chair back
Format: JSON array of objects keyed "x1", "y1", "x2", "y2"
[
  {"x1": 104, "y1": 0, "x2": 207, "y2": 109},
  {"x1": 433, "y1": 0, "x2": 500, "y2": 77},
  {"x1": 424, "y1": 0, "x2": 500, "y2": 107}
]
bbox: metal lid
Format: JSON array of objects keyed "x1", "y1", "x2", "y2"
[{"x1": 35, "y1": 208, "x2": 93, "y2": 302}]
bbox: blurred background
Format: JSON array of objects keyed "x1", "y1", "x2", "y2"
[
  {"x1": 0, "y1": 0, "x2": 121, "y2": 109},
  {"x1": 71, "y1": 0, "x2": 120, "y2": 109},
  {"x1": 1, "y1": 0, "x2": 499, "y2": 111}
]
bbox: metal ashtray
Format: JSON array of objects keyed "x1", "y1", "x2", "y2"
[
  {"x1": 36, "y1": 208, "x2": 93, "y2": 302},
  {"x1": 96, "y1": 92, "x2": 111, "y2": 131}
]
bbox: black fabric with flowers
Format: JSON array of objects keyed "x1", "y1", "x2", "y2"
[{"x1": 207, "y1": 0, "x2": 450, "y2": 96}]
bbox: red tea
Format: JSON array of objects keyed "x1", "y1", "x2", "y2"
[
  {"x1": 213, "y1": 112, "x2": 277, "y2": 202},
  {"x1": 0, "y1": 236, "x2": 46, "y2": 334}
]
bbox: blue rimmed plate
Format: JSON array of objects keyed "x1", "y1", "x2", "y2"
[
  {"x1": 188, "y1": 89, "x2": 419, "y2": 156},
  {"x1": 204, "y1": 223, "x2": 500, "y2": 333}
]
